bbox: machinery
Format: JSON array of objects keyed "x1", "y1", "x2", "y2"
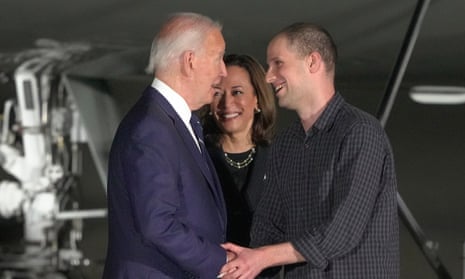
[{"x1": 0, "y1": 40, "x2": 107, "y2": 279}]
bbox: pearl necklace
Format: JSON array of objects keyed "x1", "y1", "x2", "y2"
[{"x1": 224, "y1": 147, "x2": 256, "y2": 169}]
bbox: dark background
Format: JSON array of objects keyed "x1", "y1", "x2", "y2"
[{"x1": 1, "y1": 0, "x2": 464, "y2": 278}]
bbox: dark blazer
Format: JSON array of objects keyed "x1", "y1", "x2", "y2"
[
  {"x1": 103, "y1": 86, "x2": 227, "y2": 279},
  {"x1": 206, "y1": 142, "x2": 269, "y2": 246}
]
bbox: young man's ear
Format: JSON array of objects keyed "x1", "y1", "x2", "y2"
[{"x1": 307, "y1": 52, "x2": 321, "y2": 73}]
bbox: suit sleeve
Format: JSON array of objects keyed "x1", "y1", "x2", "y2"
[{"x1": 121, "y1": 129, "x2": 226, "y2": 278}]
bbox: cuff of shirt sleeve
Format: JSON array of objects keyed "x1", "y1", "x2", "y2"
[{"x1": 291, "y1": 231, "x2": 328, "y2": 270}]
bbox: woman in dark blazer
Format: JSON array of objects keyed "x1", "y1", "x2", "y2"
[{"x1": 201, "y1": 54, "x2": 277, "y2": 246}]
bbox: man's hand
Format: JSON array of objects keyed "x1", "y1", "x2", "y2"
[
  {"x1": 218, "y1": 241, "x2": 306, "y2": 278},
  {"x1": 218, "y1": 243, "x2": 266, "y2": 279},
  {"x1": 226, "y1": 250, "x2": 236, "y2": 264},
  {"x1": 219, "y1": 249, "x2": 237, "y2": 278}
]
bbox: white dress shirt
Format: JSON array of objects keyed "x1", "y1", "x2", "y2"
[{"x1": 151, "y1": 78, "x2": 201, "y2": 151}]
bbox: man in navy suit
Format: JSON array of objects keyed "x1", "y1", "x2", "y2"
[{"x1": 103, "y1": 12, "x2": 231, "y2": 279}]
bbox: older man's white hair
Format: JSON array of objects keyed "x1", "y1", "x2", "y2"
[{"x1": 145, "y1": 12, "x2": 222, "y2": 75}]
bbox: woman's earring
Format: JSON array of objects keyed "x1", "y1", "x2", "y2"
[
  {"x1": 255, "y1": 108, "x2": 261, "y2": 114},
  {"x1": 208, "y1": 111, "x2": 213, "y2": 116}
]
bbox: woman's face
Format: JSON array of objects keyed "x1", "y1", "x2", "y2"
[{"x1": 211, "y1": 65, "x2": 258, "y2": 139}]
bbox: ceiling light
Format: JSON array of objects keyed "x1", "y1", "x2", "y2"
[{"x1": 409, "y1": 85, "x2": 465, "y2": 105}]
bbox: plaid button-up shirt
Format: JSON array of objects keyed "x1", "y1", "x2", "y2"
[{"x1": 251, "y1": 93, "x2": 399, "y2": 278}]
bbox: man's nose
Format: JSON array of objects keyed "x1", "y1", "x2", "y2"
[
  {"x1": 265, "y1": 68, "x2": 275, "y2": 83},
  {"x1": 220, "y1": 61, "x2": 227, "y2": 77}
]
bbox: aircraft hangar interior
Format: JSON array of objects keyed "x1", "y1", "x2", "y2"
[{"x1": 0, "y1": 0, "x2": 464, "y2": 278}]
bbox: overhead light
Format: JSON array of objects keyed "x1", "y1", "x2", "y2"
[{"x1": 409, "y1": 85, "x2": 465, "y2": 105}]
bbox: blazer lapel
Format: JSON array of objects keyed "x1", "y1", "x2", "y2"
[
  {"x1": 175, "y1": 118, "x2": 216, "y2": 186},
  {"x1": 172, "y1": 116, "x2": 227, "y2": 225},
  {"x1": 148, "y1": 88, "x2": 226, "y2": 223}
]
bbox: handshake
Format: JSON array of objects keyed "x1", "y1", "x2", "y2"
[
  {"x1": 217, "y1": 242, "x2": 301, "y2": 279},
  {"x1": 217, "y1": 242, "x2": 265, "y2": 279}
]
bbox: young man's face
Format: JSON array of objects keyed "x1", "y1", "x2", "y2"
[{"x1": 266, "y1": 35, "x2": 309, "y2": 110}]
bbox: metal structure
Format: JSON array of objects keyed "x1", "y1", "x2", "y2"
[
  {"x1": 0, "y1": 40, "x2": 107, "y2": 279},
  {"x1": 376, "y1": 0, "x2": 452, "y2": 277}
]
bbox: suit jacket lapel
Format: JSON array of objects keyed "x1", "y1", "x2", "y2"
[{"x1": 147, "y1": 88, "x2": 226, "y2": 223}]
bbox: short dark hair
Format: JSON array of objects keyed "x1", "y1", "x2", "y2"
[{"x1": 276, "y1": 22, "x2": 337, "y2": 73}]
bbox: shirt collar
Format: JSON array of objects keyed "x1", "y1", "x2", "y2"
[
  {"x1": 151, "y1": 78, "x2": 192, "y2": 124},
  {"x1": 307, "y1": 92, "x2": 344, "y2": 136}
]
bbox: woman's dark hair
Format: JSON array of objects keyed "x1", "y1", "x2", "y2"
[{"x1": 200, "y1": 53, "x2": 276, "y2": 146}]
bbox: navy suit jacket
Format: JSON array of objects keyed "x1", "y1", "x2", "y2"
[{"x1": 103, "y1": 86, "x2": 227, "y2": 279}]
